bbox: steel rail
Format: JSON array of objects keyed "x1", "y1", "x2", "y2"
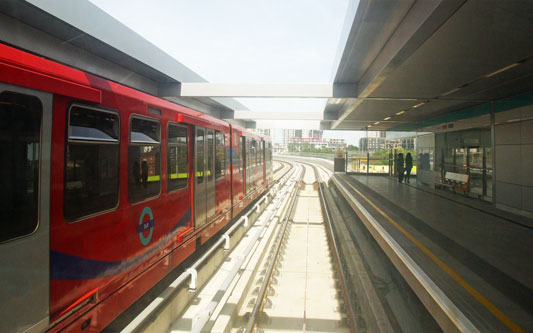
[
  {"x1": 244, "y1": 163, "x2": 305, "y2": 332},
  {"x1": 189, "y1": 164, "x2": 300, "y2": 332},
  {"x1": 309, "y1": 162, "x2": 357, "y2": 332}
]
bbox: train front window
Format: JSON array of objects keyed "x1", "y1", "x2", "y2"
[
  {"x1": 64, "y1": 105, "x2": 120, "y2": 221},
  {"x1": 167, "y1": 124, "x2": 188, "y2": 191},
  {"x1": 0, "y1": 92, "x2": 41, "y2": 242},
  {"x1": 129, "y1": 117, "x2": 161, "y2": 203}
]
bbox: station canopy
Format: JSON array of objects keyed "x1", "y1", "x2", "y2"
[{"x1": 4, "y1": 0, "x2": 533, "y2": 131}]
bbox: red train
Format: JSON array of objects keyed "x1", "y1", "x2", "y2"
[{"x1": 0, "y1": 43, "x2": 273, "y2": 332}]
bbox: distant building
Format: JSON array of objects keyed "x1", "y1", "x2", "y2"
[
  {"x1": 325, "y1": 138, "x2": 346, "y2": 149},
  {"x1": 283, "y1": 129, "x2": 323, "y2": 147},
  {"x1": 359, "y1": 137, "x2": 387, "y2": 151},
  {"x1": 359, "y1": 136, "x2": 415, "y2": 151},
  {"x1": 386, "y1": 137, "x2": 415, "y2": 150},
  {"x1": 252, "y1": 128, "x2": 271, "y2": 137}
]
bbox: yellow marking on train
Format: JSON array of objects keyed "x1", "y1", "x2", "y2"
[
  {"x1": 170, "y1": 173, "x2": 189, "y2": 179},
  {"x1": 342, "y1": 177, "x2": 524, "y2": 333}
]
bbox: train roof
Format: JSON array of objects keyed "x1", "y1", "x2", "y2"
[{"x1": 0, "y1": 42, "x2": 229, "y2": 131}]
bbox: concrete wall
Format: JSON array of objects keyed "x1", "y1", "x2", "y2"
[{"x1": 494, "y1": 105, "x2": 533, "y2": 217}]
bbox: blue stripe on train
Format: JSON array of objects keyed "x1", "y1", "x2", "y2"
[{"x1": 51, "y1": 208, "x2": 191, "y2": 280}]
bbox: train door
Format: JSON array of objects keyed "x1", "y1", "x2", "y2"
[
  {"x1": 194, "y1": 127, "x2": 216, "y2": 228},
  {"x1": 194, "y1": 127, "x2": 207, "y2": 227},
  {"x1": 206, "y1": 129, "x2": 215, "y2": 220},
  {"x1": 0, "y1": 84, "x2": 52, "y2": 332}
]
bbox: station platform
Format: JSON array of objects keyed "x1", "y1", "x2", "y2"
[{"x1": 334, "y1": 173, "x2": 533, "y2": 332}]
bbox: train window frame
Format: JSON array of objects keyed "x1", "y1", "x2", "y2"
[
  {"x1": 215, "y1": 131, "x2": 225, "y2": 181},
  {"x1": 64, "y1": 104, "x2": 121, "y2": 222},
  {"x1": 128, "y1": 114, "x2": 162, "y2": 204},
  {"x1": 167, "y1": 122, "x2": 188, "y2": 193}
]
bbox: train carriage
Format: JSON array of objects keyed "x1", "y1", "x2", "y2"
[{"x1": 0, "y1": 42, "x2": 272, "y2": 333}]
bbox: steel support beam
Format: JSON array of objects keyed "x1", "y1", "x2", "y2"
[
  {"x1": 180, "y1": 83, "x2": 358, "y2": 98},
  {"x1": 234, "y1": 111, "x2": 324, "y2": 120}
]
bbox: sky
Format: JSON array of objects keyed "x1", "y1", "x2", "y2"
[{"x1": 88, "y1": 0, "x2": 366, "y2": 145}]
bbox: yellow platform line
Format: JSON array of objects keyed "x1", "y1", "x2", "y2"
[{"x1": 342, "y1": 177, "x2": 524, "y2": 333}]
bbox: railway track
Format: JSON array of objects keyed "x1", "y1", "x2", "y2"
[
  {"x1": 116, "y1": 157, "x2": 437, "y2": 333},
  {"x1": 115, "y1": 161, "x2": 296, "y2": 332}
]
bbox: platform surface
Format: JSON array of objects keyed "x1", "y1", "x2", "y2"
[{"x1": 338, "y1": 174, "x2": 533, "y2": 332}]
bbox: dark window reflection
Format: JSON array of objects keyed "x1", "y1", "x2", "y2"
[
  {"x1": 167, "y1": 124, "x2": 188, "y2": 191},
  {"x1": 196, "y1": 129, "x2": 204, "y2": 184},
  {"x1": 215, "y1": 131, "x2": 225, "y2": 180},
  {"x1": 0, "y1": 92, "x2": 42, "y2": 241},
  {"x1": 129, "y1": 117, "x2": 160, "y2": 203},
  {"x1": 64, "y1": 106, "x2": 120, "y2": 221}
]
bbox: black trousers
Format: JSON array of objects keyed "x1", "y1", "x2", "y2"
[
  {"x1": 405, "y1": 167, "x2": 412, "y2": 182},
  {"x1": 398, "y1": 168, "x2": 405, "y2": 182}
]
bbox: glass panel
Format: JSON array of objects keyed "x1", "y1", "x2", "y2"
[
  {"x1": 251, "y1": 140, "x2": 257, "y2": 166},
  {"x1": 454, "y1": 148, "x2": 467, "y2": 173},
  {"x1": 69, "y1": 106, "x2": 119, "y2": 142},
  {"x1": 239, "y1": 135, "x2": 243, "y2": 173},
  {"x1": 65, "y1": 144, "x2": 120, "y2": 220},
  {"x1": 167, "y1": 124, "x2": 188, "y2": 191},
  {"x1": 128, "y1": 117, "x2": 161, "y2": 203},
  {"x1": 0, "y1": 92, "x2": 41, "y2": 242},
  {"x1": 131, "y1": 117, "x2": 160, "y2": 144},
  {"x1": 485, "y1": 148, "x2": 493, "y2": 199},
  {"x1": 207, "y1": 131, "x2": 214, "y2": 181},
  {"x1": 215, "y1": 131, "x2": 225, "y2": 180},
  {"x1": 368, "y1": 150, "x2": 390, "y2": 174},
  {"x1": 168, "y1": 125, "x2": 187, "y2": 144},
  {"x1": 128, "y1": 145, "x2": 161, "y2": 203},
  {"x1": 196, "y1": 129, "x2": 204, "y2": 184}
]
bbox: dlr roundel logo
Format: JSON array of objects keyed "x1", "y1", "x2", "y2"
[{"x1": 137, "y1": 207, "x2": 155, "y2": 246}]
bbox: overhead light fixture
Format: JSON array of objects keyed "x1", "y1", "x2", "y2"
[
  {"x1": 485, "y1": 63, "x2": 520, "y2": 78},
  {"x1": 374, "y1": 121, "x2": 380, "y2": 125},
  {"x1": 384, "y1": 117, "x2": 391, "y2": 120},
  {"x1": 396, "y1": 111, "x2": 406, "y2": 115},
  {"x1": 367, "y1": 125, "x2": 372, "y2": 128},
  {"x1": 441, "y1": 87, "x2": 461, "y2": 97},
  {"x1": 412, "y1": 102, "x2": 425, "y2": 108}
]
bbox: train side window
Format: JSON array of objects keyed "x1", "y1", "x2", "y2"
[
  {"x1": 259, "y1": 141, "x2": 263, "y2": 165},
  {"x1": 167, "y1": 124, "x2": 188, "y2": 191},
  {"x1": 207, "y1": 130, "x2": 214, "y2": 182},
  {"x1": 0, "y1": 92, "x2": 42, "y2": 242},
  {"x1": 215, "y1": 131, "x2": 225, "y2": 181},
  {"x1": 64, "y1": 105, "x2": 120, "y2": 221},
  {"x1": 252, "y1": 140, "x2": 258, "y2": 166},
  {"x1": 128, "y1": 116, "x2": 161, "y2": 203},
  {"x1": 239, "y1": 135, "x2": 243, "y2": 174}
]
